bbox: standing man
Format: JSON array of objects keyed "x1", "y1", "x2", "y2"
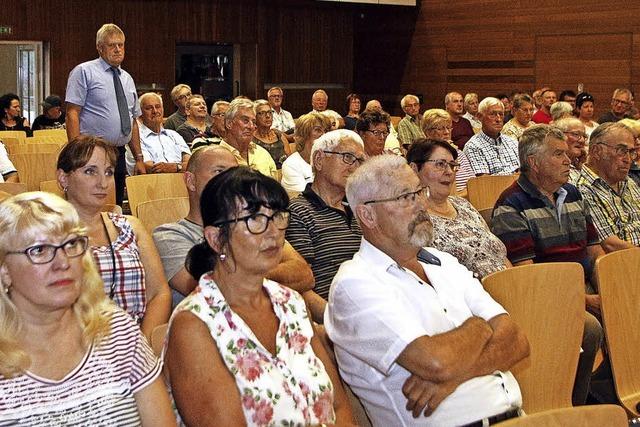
[
  {"x1": 397, "y1": 94, "x2": 425, "y2": 147},
  {"x1": 598, "y1": 88, "x2": 634, "y2": 123},
  {"x1": 164, "y1": 84, "x2": 192, "y2": 131},
  {"x1": 445, "y1": 91, "x2": 474, "y2": 149},
  {"x1": 531, "y1": 89, "x2": 556, "y2": 124},
  {"x1": 268, "y1": 86, "x2": 295, "y2": 135},
  {"x1": 65, "y1": 23, "x2": 146, "y2": 205}
]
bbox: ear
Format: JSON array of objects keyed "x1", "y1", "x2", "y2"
[
  {"x1": 526, "y1": 154, "x2": 539, "y2": 174},
  {"x1": 312, "y1": 150, "x2": 324, "y2": 171},
  {"x1": 355, "y1": 204, "x2": 376, "y2": 230},
  {"x1": 184, "y1": 171, "x2": 197, "y2": 193},
  {"x1": 56, "y1": 169, "x2": 69, "y2": 191},
  {"x1": 203, "y1": 225, "x2": 223, "y2": 255},
  {"x1": 409, "y1": 162, "x2": 419, "y2": 174},
  {"x1": 0, "y1": 264, "x2": 11, "y2": 289}
]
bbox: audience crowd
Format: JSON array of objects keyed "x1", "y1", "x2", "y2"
[{"x1": 2, "y1": 21, "x2": 640, "y2": 426}]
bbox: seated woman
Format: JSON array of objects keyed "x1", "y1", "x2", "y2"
[
  {"x1": 502, "y1": 93, "x2": 535, "y2": 142},
  {"x1": 0, "y1": 93, "x2": 32, "y2": 136},
  {"x1": 421, "y1": 108, "x2": 474, "y2": 192},
  {"x1": 165, "y1": 166, "x2": 354, "y2": 426},
  {"x1": 56, "y1": 135, "x2": 171, "y2": 338},
  {"x1": 407, "y1": 139, "x2": 511, "y2": 279},
  {"x1": 0, "y1": 192, "x2": 174, "y2": 425},
  {"x1": 280, "y1": 112, "x2": 326, "y2": 193},
  {"x1": 252, "y1": 99, "x2": 291, "y2": 169},
  {"x1": 343, "y1": 93, "x2": 361, "y2": 130}
]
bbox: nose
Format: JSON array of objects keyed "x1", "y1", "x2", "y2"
[{"x1": 51, "y1": 247, "x2": 71, "y2": 270}]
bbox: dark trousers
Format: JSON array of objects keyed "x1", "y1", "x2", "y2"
[{"x1": 115, "y1": 145, "x2": 127, "y2": 206}]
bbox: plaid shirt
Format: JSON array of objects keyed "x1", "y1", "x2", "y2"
[
  {"x1": 92, "y1": 213, "x2": 146, "y2": 323},
  {"x1": 575, "y1": 164, "x2": 640, "y2": 245},
  {"x1": 463, "y1": 131, "x2": 520, "y2": 175},
  {"x1": 397, "y1": 114, "x2": 425, "y2": 146}
]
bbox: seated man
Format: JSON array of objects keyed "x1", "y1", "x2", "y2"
[
  {"x1": 32, "y1": 95, "x2": 66, "y2": 130},
  {"x1": 326, "y1": 154, "x2": 528, "y2": 427},
  {"x1": 191, "y1": 100, "x2": 228, "y2": 150},
  {"x1": 164, "y1": 84, "x2": 191, "y2": 131},
  {"x1": 490, "y1": 124, "x2": 603, "y2": 405},
  {"x1": 286, "y1": 129, "x2": 365, "y2": 323},
  {"x1": 176, "y1": 94, "x2": 216, "y2": 146},
  {"x1": 397, "y1": 94, "x2": 426, "y2": 147},
  {"x1": 575, "y1": 122, "x2": 640, "y2": 251},
  {"x1": 311, "y1": 89, "x2": 344, "y2": 129},
  {"x1": 463, "y1": 97, "x2": 520, "y2": 176},
  {"x1": 152, "y1": 145, "x2": 314, "y2": 307},
  {"x1": 126, "y1": 92, "x2": 191, "y2": 174}
]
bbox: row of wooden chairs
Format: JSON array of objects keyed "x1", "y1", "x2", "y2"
[{"x1": 0, "y1": 129, "x2": 67, "y2": 144}]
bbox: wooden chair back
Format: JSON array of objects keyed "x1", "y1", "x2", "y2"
[
  {"x1": 32, "y1": 129, "x2": 68, "y2": 144},
  {"x1": 466, "y1": 174, "x2": 519, "y2": 212},
  {"x1": 498, "y1": 404, "x2": 628, "y2": 427},
  {"x1": 125, "y1": 173, "x2": 187, "y2": 217},
  {"x1": 10, "y1": 143, "x2": 61, "y2": 155},
  {"x1": 39, "y1": 179, "x2": 63, "y2": 197},
  {"x1": 1, "y1": 137, "x2": 22, "y2": 154},
  {"x1": 10, "y1": 152, "x2": 59, "y2": 191},
  {"x1": 390, "y1": 115, "x2": 402, "y2": 128},
  {"x1": 482, "y1": 263, "x2": 585, "y2": 414},
  {"x1": 595, "y1": 248, "x2": 640, "y2": 417},
  {"x1": 136, "y1": 197, "x2": 190, "y2": 233},
  {"x1": 0, "y1": 130, "x2": 27, "y2": 144},
  {"x1": 0, "y1": 182, "x2": 28, "y2": 195}
]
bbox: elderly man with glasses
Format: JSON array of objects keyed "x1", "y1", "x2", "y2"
[
  {"x1": 285, "y1": 129, "x2": 366, "y2": 324},
  {"x1": 164, "y1": 84, "x2": 192, "y2": 131},
  {"x1": 576, "y1": 122, "x2": 640, "y2": 252},
  {"x1": 325, "y1": 154, "x2": 528, "y2": 427},
  {"x1": 598, "y1": 88, "x2": 634, "y2": 124}
]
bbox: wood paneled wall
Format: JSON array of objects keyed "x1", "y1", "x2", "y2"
[
  {"x1": 355, "y1": 1, "x2": 640, "y2": 117},
  {"x1": 2, "y1": 0, "x2": 355, "y2": 118}
]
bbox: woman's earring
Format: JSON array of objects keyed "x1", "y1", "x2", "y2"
[
  {"x1": 63, "y1": 187, "x2": 68, "y2": 193},
  {"x1": 219, "y1": 253, "x2": 227, "y2": 262}
]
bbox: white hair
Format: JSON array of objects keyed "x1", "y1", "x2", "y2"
[
  {"x1": 310, "y1": 129, "x2": 364, "y2": 170},
  {"x1": 478, "y1": 97, "x2": 504, "y2": 115},
  {"x1": 224, "y1": 98, "x2": 255, "y2": 124},
  {"x1": 346, "y1": 154, "x2": 408, "y2": 208},
  {"x1": 139, "y1": 92, "x2": 162, "y2": 107},
  {"x1": 96, "y1": 23, "x2": 124, "y2": 46},
  {"x1": 211, "y1": 100, "x2": 229, "y2": 115},
  {"x1": 401, "y1": 94, "x2": 419, "y2": 109},
  {"x1": 550, "y1": 101, "x2": 574, "y2": 122}
]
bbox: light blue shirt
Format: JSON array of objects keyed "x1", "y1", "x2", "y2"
[
  {"x1": 125, "y1": 122, "x2": 191, "y2": 175},
  {"x1": 66, "y1": 57, "x2": 141, "y2": 146}
]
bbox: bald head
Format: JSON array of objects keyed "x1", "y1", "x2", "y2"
[
  {"x1": 366, "y1": 100, "x2": 383, "y2": 112},
  {"x1": 186, "y1": 146, "x2": 238, "y2": 200}
]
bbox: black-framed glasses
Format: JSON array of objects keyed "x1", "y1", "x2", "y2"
[
  {"x1": 563, "y1": 130, "x2": 588, "y2": 140},
  {"x1": 364, "y1": 186, "x2": 430, "y2": 206},
  {"x1": 214, "y1": 210, "x2": 290, "y2": 234},
  {"x1": 256, "y1": 110, "x2": 273, "y2": 117},
  {"x1": 211, "y1": 112, "x2": 225, "y2": 118},
  {"x1": 366, "y1": 129, "x2": 390, "y2": 139},
  {"x1": 6, "y1": 236, "x2": 89, "y2": 265},
  {"x1": 597, "y1": 142, "x2": 639, "y2": 160},
  {"x1": 323, "y1": 151, "x2": 365, "y2": 166},
  {"x1": 423, "y1": 159, "x2": 460, "y2": 172},
  {"x1": 177, "y1": 92, "x2": 192, "y2": 101}
]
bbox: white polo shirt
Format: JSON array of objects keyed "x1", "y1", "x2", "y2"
[
  {"x1": 126, "y1": 122, "x2": 190, "y2": 174},
  {"x1": 325, "y1": 238, "x2": 522, "y2": 427}
]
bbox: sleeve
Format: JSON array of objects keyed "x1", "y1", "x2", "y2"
[
  {"x1": 281, "y1": 158, "x2": 307, "y2": 192},
  {"x1": 396, "y1": 119, "x2": 411, "y2": 146},
  {"x1": 65, "y1": 64, "x2": 88, "y2": 107},
  {"x1": 152, "y1": 224, "x2": 198, "y2": 282},
  {"x1": 0, "y1": 143, "x2": 17, "y2": 177},
  {"x1": 174, "y1": 132, "x2": 191, "y2": 155},
  {"x1": 130, "y1": 329, "x2": 163, "y2": 393},
  {"x1": 463, "y1": 141, "x2": 489, "y2": 175},
  {"x1": 490, "y1": 198, "x2": 536, "y2": 263},
  {"x1": 285, "y1": 202, "x2": 316, "y2": 265},
  {"x1": 578, "y1": 193, "x2": 601, "y2": 246},
  {"x1": 577, "y1": 184, "x2": 617, "y2": 240},
  {"x1": 325, "y1": 269, "x2": 429, "y2": 375}
]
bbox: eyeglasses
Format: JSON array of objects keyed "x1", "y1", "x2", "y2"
[
  {"x1": 256, "y1": 110, "x2": 273, "y2": 117},
  {"x1": 563, "y1": 130, "x2": 588, "y2": 140},
  {"x1": 323, "y1": 151, "x2": 365, "y2": 166},
  {"x1": 177, "y1": 92, "x2": 192, "y2": 101},
  {"x1": 366, "y1": 129, "x2": 390, "y2": 139},
  {"x1": 214, "y1": 210, "x2": 290, "y2": 234},
  {"x1": 364, "y1": 186, "x2": 430, "y2": 206},
  {"x1": 422, "y1": 159, "x2": 460, "y2": 172},
  {"x1": 612, "y1": 98, "x2": 631, "y2": 107},
  {"x1": 211, "y1": 112, "x2": 225, "y2": 118},
  {"x1": 428, "y1": 125, "x2": 453, "y2": 133},
  {"x1": 6, "y1": 236, "x2": 89, "y2": 265},
  {"x1": 486, "y1": 111, "x2": 505, "y2": 118},
  {"x1": 597, "y1": 142, "x2": 639, "y2": 160},
  {"x1": 268, "y1": 94, "x2": 282, "y2": 99}
]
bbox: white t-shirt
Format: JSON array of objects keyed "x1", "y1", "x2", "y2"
[
  {"x1": 325, "y1": 239, "x2": 522, "y2": 427},
  {"x1": 0, "y1": 142, "x2": 17, "y2": 182},
  {"x1": 281, "y1": 152, "x2": 313, "y2": 192}
]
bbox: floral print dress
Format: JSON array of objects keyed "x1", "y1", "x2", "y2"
[{"x1": 168, "y1": 274, "x2": 336, "y2": 426}]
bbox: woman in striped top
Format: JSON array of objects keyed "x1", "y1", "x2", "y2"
[{"x1": 0, "y1": 191, "x2": 175, "y2": 426}]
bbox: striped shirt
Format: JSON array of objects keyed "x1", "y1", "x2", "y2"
[
  {"x1": 463, "y1": 131, "x2": 520, "y2": 176},
  {"x1": 575, "y1": 164, "x2": 640, "y2": 245},
  {"x1": 491, "y1": 174, "x2": 599, "y2": 277},
  {"x1": 286, "y1": 184, "x2": 362, "y2": 299},
  {"x1": 0, "y1": 309, "x2": 161, "y2": 426}
]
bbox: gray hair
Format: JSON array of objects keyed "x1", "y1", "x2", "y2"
[
  {"x1": 253, "y1": 99, "x2": 270, "y2": 110},
  {"x1": 346, "y1": 154, "x2": 409, "y2": 208},
  {"x1": 589, "y1": 122, "x2": 634, "y2": 148},
  {"x1": 519, "y1": 124, "x2": 565, "y2": 174},
  {"x1": 444, "y1": 92, "x2": 462, "y2": 106},
  {"x1": 464, "y1": 93, "x2": 478, "y2": 107},
  {"x1": 310, "y1": 129, "x2": 364, "y2": 170},
  {"x1": 96, "y1": 23, "x2": 124, "y2": 46},
  {"x1": 224, "y1": 98, "x2": 255, "y2": 124},
  {"x1": 613, "y1": 88, "x2": 633, "y2": 101},
  {"x1": 554, "y1": 117, "x2": 583, "y2": 132},
  {"x1": 267, "y1": 87, "x2": 283, "y2": 97},
  {"x1": 211, "y1": 100, "x2": 229, "y2": 115},
  {"x1": 139, "y1": 92, "x2": 162, "y2": 108},
  {"x1": 401, "y1": 94, "x2": 419, "y2": 109},
  {"x1": 313, "y1": 89, "x2": 328, "y2": 99},
  {"x1": 185, "y1": 94, "x2": 205, "y2": 110},
  {"x1": 478, "y1": 97, "x2": 504, "y2": 115},
  {"x1": 550, "y1": 101, "x2": 574, "y2": 122},
  {"x1": 512, "y1": 94, "x2": 533, "y2": 110},
  {"x1": 170, "y1": 84, "x2": 191, "y2": 102}
]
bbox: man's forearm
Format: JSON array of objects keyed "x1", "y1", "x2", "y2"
[
  {"x1": 302, "y1": 290, "x2": 327, "y2": 324},
  {"x1": 600, "y1": 235, "x2": 634, "y2": 253},
  {"x1": 65, "y1": 105, "x2": 81, "y2": 140}
]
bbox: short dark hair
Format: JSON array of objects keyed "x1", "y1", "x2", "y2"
[
  {"x1": 355, "y1": 109, "x2": 390, "y2": 133},
  {"x1": 57, "y1": 135, "x2": 118, "y2": 172},
  {"x1": 406, "y1": 138, "x2": 458, "y2": 170},
  {"x1": 559, "y1": 90, "x2": 577, "y2": 101},
  {"x1": 0, "y1": 93, "x2": 20, "y2": 119},
  {"x1": 186, "y1": 166, "x2": 289, "y2": 280},
  {"x1": 346, "y1": 93, "x2": 361, "y2": 112}
]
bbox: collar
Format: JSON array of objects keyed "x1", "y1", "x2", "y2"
[
  {"x1": 517, "y1": 174, "x2": 568, "y2": 208},
  {"x1": 580, "y1": 164, "x2": 628, "y2": 193},
  {"x1": 301, "y1": 183, "x2": 354, "y2": 219},
  {"x1": 99, "y1": 57, "x2": 120, "y2": 73},
  {"x1": 220, "y1": 140, "x2": 257, "y2": 156},
  {"x1": 138, "y1": 121, "x2": 167, "y2": 138},
  {"x1": 358, "y1": 238, "x2": 441, "y2": 274}
]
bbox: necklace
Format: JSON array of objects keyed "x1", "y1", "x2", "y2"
[{"x1": 100, "y1": 213, "x2": 118, "y2": 300}]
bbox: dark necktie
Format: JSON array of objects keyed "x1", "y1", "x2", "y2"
[{"x1": 109, "y1": 66, "x2": 131, "y2": 136}]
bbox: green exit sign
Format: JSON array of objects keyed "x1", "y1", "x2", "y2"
[{"x1": 0, "y1": 26, "x2": 13, "y2": 35}]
